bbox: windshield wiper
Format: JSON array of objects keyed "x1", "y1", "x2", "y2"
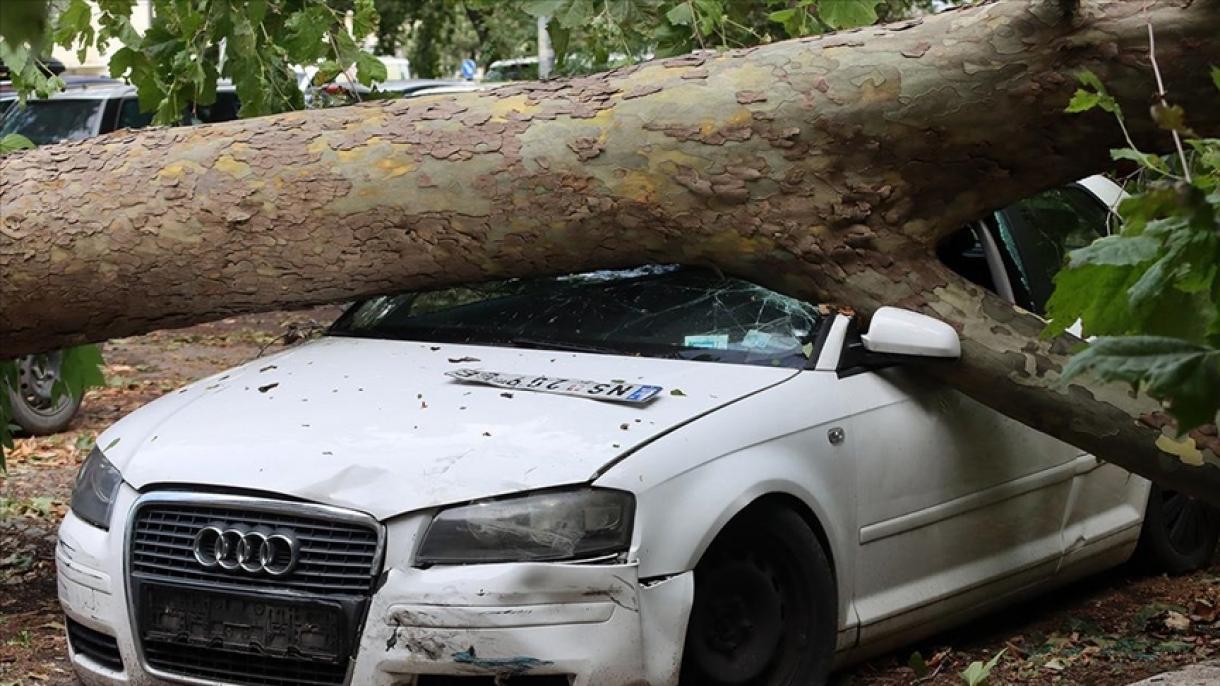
[{"x1": 507, "y1": 337, "x2": 623, "y2": 355}]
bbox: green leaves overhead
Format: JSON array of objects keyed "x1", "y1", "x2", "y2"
[
  {"x1": 1050, "y1": 70, "x2": 1220, "y2": 432},
  {"x1": 2, "y1": 0, "x2": 387, "y2": 123},
  {"x1": 518, "y1": 0, "x2": 916, "y2": 74}
]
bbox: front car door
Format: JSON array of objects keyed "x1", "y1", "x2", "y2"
[{"x1": 990, "y1": 182, "x2": 1150, "y2": 574}]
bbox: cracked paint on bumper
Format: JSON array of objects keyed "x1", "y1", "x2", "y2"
[{"x1": 357, "y1": 564, "x2": 692, "y2": 685}]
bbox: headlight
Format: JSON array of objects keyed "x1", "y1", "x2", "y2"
[
  {"x1": 416, "y1": 488, "x2": 634, "y2": 565},
  {"x1": 70, "y1": 447, "x2": 122, "y2": 530}
]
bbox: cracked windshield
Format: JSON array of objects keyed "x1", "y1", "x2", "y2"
[{"x1": 333, "y1": 266, "x2": 823, "y2": 368}]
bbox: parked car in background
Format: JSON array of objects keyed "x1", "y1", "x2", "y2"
[
  {"x1": 304, "y1": 77, "x2": 473, "y2": 107},
  {"x1": 485, "y1": 56, "x2": 538, "y2": 81},
  {"x1": 57, "y1": 176, "x2": 1216, "y2": 686},
  {"x1": 1, "y1": 80, "x2": 241, "y2": 435}
]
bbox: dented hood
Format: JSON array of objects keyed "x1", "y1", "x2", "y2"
[{"x1": 102, "y1": 337, "x2": 798, "y2": 520}]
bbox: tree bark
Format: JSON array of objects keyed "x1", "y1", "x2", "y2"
[{"x1": 2, "y1": 0, "x2": 1219, "y2": 499}]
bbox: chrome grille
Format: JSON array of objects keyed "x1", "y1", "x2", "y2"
[{"x1": 130, "y1": 502, "x2": 380, "y2": 595}]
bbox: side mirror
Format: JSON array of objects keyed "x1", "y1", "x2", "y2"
[{"x1": 861, "y1": 307, "x2": 961, "y2": 359}]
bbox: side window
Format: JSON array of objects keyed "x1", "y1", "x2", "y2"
[
  {"x1": 115, "y1": 98, "x2": 154, "y2": 130},
  {"x1": 184, "y1": 92, "x2": 240, "y2": 125},
  {"x1": 994, "y1": 186, "x2": 1111, "y2": 314},
  {"x1": 936, "y1": 226, "x2": 997, "y2": 293}
]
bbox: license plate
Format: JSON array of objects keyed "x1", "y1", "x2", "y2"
[
  {"x1": 140, "y1": 585, "x2": 344, "y2": 662},
  {"x1": 445, "y1": 368, "x2": 663, "y2": 404}
]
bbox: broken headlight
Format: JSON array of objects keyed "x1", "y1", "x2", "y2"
[
  {"x1": 416, "y1": 488, "x2": 634, "y2": 565},
  {"x1": 70, "y1": 447, "x2": 122, "y2": 530}
]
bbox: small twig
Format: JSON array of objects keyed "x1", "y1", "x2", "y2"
[{"x1": 1145, "y1": 23, "x2": 1192, "y2": 182}]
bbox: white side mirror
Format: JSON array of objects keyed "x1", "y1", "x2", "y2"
[{"x1": 861, "y1": 307, "x2": 961, "y2": 359}]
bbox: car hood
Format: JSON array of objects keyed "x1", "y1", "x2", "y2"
[{"x1": 102, "y1": 336, "x2": 798, "y2": 520}]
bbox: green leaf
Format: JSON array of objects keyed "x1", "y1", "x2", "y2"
[
  {"x1": 666, "y1": 3, "x2": 696, "y2": 26},
  {"x1": 56, "y1": 344, "x2": 106, "y2": 407},
  {"x1": 1111, "y1": 147, "x2": 1168, "y2": 173},
  {"x1": 908, "y1": 651, "x2": 929, "y2": 678},
  {"x1": 1044, "y1": 263, "x2": 1139, "y2": 337},
  {"x1": 1065, "y1": 89, "x2": 1100, "y2": 113},
  {"x1": 960, "y1": 649, "x2": 1006, "y2": 686},
  {"x1": 352, "y1": 0, "x2": 378, "y2": 39},
  {"x1": 283, "y1": 6, "x2": 330, "y2": 63},
  {"x1": 51, "y1": 0, "x2": 93, "y2": 51},
  {"x1": 556, "y1": 0, "x2": 594, "y2": 29},
  {"x1": 522, "y1": 0, "x2": 567, "y2": 18},
  {"x1": 108, "y1": 45, "x2": 139, "y2": 78},
  {"x1": 768, "y1": 8, "x2": 797, "y2": 24},
  {"x1": 1067, "y1": 235, "x2": 1160, "y2": 268},
  {"x1": 1211, "y1": 66, "x2": 1220, "y2": 92},
  {"x1": 0, "y1": 0, "x2": 49, "y2": 48},
  {"x1": 1062, "y1": 337, "x2": 1220, "y2": 431},
  {"x1": 354, "y1": 51, "x2": 387, "y2": 86},
  {"x1": 0, "y1": 133, "x2": 35, "y2": 156},
  {"x1": 1151, "y1": 103, "x2": 1194, "y2": 136},
  {"x1": 817, "y1": 0, "x2": 881, "y2": 30}
]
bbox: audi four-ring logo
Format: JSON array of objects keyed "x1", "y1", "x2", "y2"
[{"x1": 192, "y1": 525, "x2": 300, "y2": 576}]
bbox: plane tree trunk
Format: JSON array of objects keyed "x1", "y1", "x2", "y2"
[{"x1": 2, "y1": 0, "x2": 1219, "y2": 499}]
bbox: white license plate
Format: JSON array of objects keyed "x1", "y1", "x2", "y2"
[{"x1": 445, "y1": 369, "x2": 663, "y2": 404}]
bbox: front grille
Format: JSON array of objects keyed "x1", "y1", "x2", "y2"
[
  {"x1": 130, "y1": 502, "x2": 380, "y2": 595},
  {"x1": 128, "y1": 495, "x2": 383, "y2": 686},
  {"x1": 143, "y1": 640, "x2": 349, "y2": 686},
  {"x1": 66, "y1": 617, "x2": 124, "y2": 672}
]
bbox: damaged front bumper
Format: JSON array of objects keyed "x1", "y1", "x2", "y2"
[
  {"x1": 57, "y1": 490, "x2": 693, "y2": 686},
  {"x1": 360, "y1": 563, "x2": 692, "y2": 685}
]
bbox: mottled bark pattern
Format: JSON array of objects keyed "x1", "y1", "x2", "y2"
[{"x1": 2, "y1": 1, "x2": 1219, "y2": 498}]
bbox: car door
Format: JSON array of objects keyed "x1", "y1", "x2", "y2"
[
  {"x1": 990, "y1": 183, "x2": 1150, "y2": 570},
  {"x1": 846, "y1": 202, "x2": 1101, "y2": 650}
]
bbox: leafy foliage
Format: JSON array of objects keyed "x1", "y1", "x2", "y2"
[
  {"x1": 516, "y1": 0, "x2": 942, "y2": 74},
  {"x1": 1048, "y1": 68, "x2": 1220, "y2": 432},
  {"x1": 1, "y1": 0, "x2": 387, "y2": 123}
]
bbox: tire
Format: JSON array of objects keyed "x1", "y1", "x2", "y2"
[
  {"x1": 4, "y1": 352, "x2": 83, "y2": 435},
  {"x1": 680, "y1": 503, "x2": 837, "y2": 686},
  {"x1": 1135, "y1": 484, "x2": 1220, "y2": 574}
]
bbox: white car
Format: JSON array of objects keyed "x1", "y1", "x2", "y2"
[{"x1": 58, "y1": 177, "x2": 1216, "y2": 686}]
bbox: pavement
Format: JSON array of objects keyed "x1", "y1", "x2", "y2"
[{"x1": 1129, "y1": 661, "x2": 1220, "y2": 685}]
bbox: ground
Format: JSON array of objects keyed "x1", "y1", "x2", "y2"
[{"x1": 1, "y1": 311, "x2": 1217, "y2": 686}]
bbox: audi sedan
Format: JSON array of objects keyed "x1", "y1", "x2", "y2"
[{"x1": 58, "y1": 178, "x2": 1215, "y2": 686}]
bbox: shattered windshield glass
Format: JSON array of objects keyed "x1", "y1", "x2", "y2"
[{"x1": 331, "y1": 266, "x2": 823, "y2": 368}]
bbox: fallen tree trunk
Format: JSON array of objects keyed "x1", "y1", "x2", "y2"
[{"x1": 2, "y1": 0, "x2": 1219, "y2": 499}]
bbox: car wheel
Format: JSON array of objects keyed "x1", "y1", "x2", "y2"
[
  {"x1": 680, "y1": 503, "x2": 836, "y2": 686},
  {"x1": 5, "y1": 352, "x2": 82, "y2": 435},
  {"x1": 1135, "y1": 484, "x2": 1219, "y2": 574}
]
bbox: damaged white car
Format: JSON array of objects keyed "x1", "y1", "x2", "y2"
[{"x1": 59, "y1": 178, "x2": 1217, "y2": 686}]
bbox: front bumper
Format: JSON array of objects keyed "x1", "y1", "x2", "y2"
[{"x1": 56, "y1": 488, "x2": 693, "y2": 686}]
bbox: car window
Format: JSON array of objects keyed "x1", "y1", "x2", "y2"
[
  {"x1": 936, "y1": 226, "x2": 996, "y2": 293},
  {"x1": 0, "y1": 99, "x2": 105, "y2": 145},
  {"x1": 115, "y1": 98, "x2": 154, "y2": 130},
  {"x1": 184, "y1": 91, "x2": 239, "y2": 125},
  {"x1": 331, "y1": 266, "x2": 824, "y2": 369},
  {"x1": 995, "y1": 186, "x2": 1110, "y2": 313}
]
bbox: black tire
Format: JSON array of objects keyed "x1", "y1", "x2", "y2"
[
  {"x1": 681, "y1": 503, "x2": 837, "y2": 686},
  {"x1": 1135, "y1": 484, "x2": 1219, "y2": 574},
  {"x1": 5, "y1": 352, "x2": 82, "y2": 435}
]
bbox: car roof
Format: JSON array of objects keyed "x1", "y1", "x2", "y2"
[
  {"x1": 405, "y1": 83, "x2": 487, "y2": 97},
  {"x1": 1, "y1": 79, "x2": 237, "y2": 102}
]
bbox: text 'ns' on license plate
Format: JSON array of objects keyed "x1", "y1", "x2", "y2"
[{"x1": 446, "y1": 369, "x2": 663, "y2": 404}]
